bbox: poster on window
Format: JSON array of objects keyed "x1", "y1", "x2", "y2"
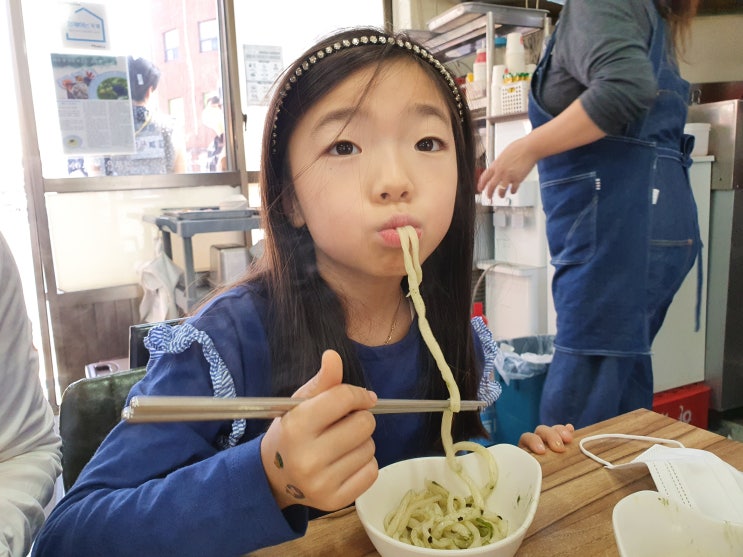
[
  {"x1": 243, "y1": 45, "x2": 283, "y2": 106},
  {"x1": 61, "y1": 3, "x2": 109, "y2": 50},
  {"x1": 51, "y1": 53, "x2": 135, "y2": 155}
]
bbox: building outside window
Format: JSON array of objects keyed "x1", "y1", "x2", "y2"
[{"x1": 168, "y1": 97, "x2": 184, "y2": 125}]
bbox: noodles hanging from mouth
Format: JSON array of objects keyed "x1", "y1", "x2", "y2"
[{"x1": 382, "y1": 226, "x2": 505, "y2": 549}]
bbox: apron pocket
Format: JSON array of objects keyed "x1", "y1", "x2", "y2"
[{"x1": 541, "y1": 172, "x2": 598, "y2": 266}]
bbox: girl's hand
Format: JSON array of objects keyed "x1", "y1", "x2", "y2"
[
  {"x1": 260, "y1": 350, "x2": 379, "y2": 511},
  {"x1": 518, "y1": 423, "x2": 575, "y2": 455}
]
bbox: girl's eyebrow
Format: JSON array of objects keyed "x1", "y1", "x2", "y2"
[
  {"x1": 311, "y1": 107, "x2": 359, "y2": 137},
  {"x1": 310, "y1": 102, "x2": 449, "y2": 138},
  {"x1": 411, "y1": 102, "x2": 449, "y2": 125}
]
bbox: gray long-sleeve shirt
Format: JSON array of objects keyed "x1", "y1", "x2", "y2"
[
  {"x1": 541, "y1": 0, "x2": 663, "y2": 135},
  {"x1": 0, "y1": 233, "x2": 61, "y2": 557}
]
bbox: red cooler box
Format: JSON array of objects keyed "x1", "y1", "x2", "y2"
[{"x1": 652, "y1": 382, "x2": 711, "y2": 429}]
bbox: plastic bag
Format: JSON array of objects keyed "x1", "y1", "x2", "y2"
[
  {"x1": 495, "y1": 334, "x2": 554, "y2": 385},
  {"x1": 138, "y1": 238, "x2": 183, "y2": 322}
]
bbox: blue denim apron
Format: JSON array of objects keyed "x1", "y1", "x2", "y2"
[{"x1": 530, "y1": 10, "x2": 702, "y2": 425}]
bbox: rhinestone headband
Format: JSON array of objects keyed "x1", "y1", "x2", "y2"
[{"x1": 271, "y1": 34, "x2": 464, "y2": 154}]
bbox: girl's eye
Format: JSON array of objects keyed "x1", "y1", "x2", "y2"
[
  {"x1": 329, "y1": 141, "x2": 359, "y2": 156},
  {"x1": 416, "y1": 137, "x2": 444, "y2": 152}
]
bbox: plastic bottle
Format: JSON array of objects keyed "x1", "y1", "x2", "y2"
[
  {"x1": 493, "y1": 36, "x2": 507, "y2": 66},
  {"x1": 472, "y1": 48, "x2": 487, "y2": 86},
  {"x1": 505, "y1": 32, "x2": 526, "y2": 75}
]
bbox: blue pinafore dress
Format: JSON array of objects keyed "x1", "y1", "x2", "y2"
[{"x1": 530, "y1": 9, "x2": 702, "y2": 426}]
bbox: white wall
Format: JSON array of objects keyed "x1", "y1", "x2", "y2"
[
  {"x1": 392, "y1": 0, "x2": 458, "y2": 31},
  {"x1": 680, "y1": 15, "x2": 743, "y2": 84}
]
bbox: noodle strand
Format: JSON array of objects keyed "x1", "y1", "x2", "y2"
[{"x1": 383, "y1": 226, "x2": 505, "y2": 550}]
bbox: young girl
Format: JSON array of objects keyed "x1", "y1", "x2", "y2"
[{"x1": 33, "y1": 27, "x2": 572, "y2": 557}]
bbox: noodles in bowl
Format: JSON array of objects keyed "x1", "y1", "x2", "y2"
[{"x1": 355, "y1": 443, "x2": 542, "y2": 557}]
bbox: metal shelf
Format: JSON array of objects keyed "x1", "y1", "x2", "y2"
[
  {"x1": 420, "y1": 2, "x2": 551, "y2": 165},
  {"x1": 427, "y1": 2, "x2": 549, "y2": 33},
  {"x1": 143, "y1": 212, "x2": 262, "y2": 312},
  {"x1": 425, "y1": 2, "x2": 549, "y2": 56}
]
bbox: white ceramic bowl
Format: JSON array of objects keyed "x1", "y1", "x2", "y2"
[
  {"x1": 613, "y1": 490, "x2": 743, "y2": 557},
  {"x1": 355, "y1": 444, "x2": 542, "y2": 557}
]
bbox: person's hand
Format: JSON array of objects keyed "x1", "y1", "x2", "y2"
[
  {"x1": 260, "y1": 350, "x2": 379, "y2": 511},
  {"x1": 476, "y1": 136, "x2": 539, "y2": 200},
  {"x1": 518, "y1": 423, "x2": 574, "y2": 455}
]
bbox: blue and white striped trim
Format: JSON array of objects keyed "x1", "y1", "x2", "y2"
[
  {"x1": 472, "y1": 316, "x2": 503, "y2": 405},
  {"x1": 145, "y1": 323, "x2": 246, "y2": 448}
]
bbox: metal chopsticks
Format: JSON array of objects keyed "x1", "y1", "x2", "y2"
[{"x1": 121, "y1": 396, "x2": 487, "y2": 423}]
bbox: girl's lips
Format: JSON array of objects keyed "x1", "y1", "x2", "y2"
[
  {"x1": 380, "y1": 215, "x2": 420, "y2": 231},
  {"x1": 378, "y1": 225, "x2": 421, "y2": 247}
]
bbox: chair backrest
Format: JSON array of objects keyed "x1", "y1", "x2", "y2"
[
  {"x1": 128, "y1": 318, "x2": 182, "y2": 369},
  {"x1": 59, "y1": 367, "x2": 146, "y2": 491}
]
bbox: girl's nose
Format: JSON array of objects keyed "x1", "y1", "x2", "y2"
[
  {"x1": 373, "y1": 149, "x2": 413, "y2": 202},
  {"x1": 379, "y1": 183, "x2": 410, "y2": 201}
]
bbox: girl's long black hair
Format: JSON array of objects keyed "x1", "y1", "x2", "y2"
[{"x1": 245, "y1": 26, "x2": 483, "y2": 446}]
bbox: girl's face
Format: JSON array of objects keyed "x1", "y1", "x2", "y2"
[{"x1": 286, "y1": 58, "x2": 458, "y2": 287}]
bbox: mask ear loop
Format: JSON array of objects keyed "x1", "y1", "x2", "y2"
[{"x1": 579, "y1": 433, "x2": 685, "y2": 468}]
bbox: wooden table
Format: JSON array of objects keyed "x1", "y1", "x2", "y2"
[{"x1": 247, "y1": 409, "x2": 743, "y2": 556}]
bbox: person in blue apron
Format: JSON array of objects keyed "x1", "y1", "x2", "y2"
[{"x1": 477, "y1": 0, "x2": 702, "y2": 427}]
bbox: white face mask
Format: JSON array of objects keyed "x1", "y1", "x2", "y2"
[{"x1": 580, "y1": 433, "x2": 743, "y2": 524}]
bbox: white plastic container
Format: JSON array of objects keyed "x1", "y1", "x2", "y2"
[
  {"x1": 472, "y1": 48, "x2": 487, "y2": 85},
  {"x1": 481, "y1": 263, "x2": 547, "y2": 340},
  {"x1": 505, "y1": 32, "x2": 526, "y2": 74},
  {"x1": 490, "y1": 64, "x2": 506, "y2": 115},
  {"x1": 684, "y1": 122, "x2": 711, "y2": 156}
]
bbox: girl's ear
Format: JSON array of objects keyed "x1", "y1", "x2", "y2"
[{"x1": 282, "y1": 190, "x2": 306, "y2": 228}]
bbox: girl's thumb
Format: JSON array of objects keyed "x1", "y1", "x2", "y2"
[{"x1": 292, "y1": 349, "x2": 344, "y2": 400}]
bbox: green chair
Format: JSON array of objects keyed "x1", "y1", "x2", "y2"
[{"x1": 59, "y1": 367, "x2": 146, "y2": 491}]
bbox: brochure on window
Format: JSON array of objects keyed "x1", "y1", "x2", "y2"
[
  {"x1": 243, "y1": 45, "x2": 283, "y2": 106},
  {"x1": 51, "y1": 53, "x2": 135, "y2": 155}
]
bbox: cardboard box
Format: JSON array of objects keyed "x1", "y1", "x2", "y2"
[{"x1": 653, "y1": 382, "x2": 711, "y2": 429}]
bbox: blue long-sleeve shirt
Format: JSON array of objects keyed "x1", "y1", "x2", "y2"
[{"x1": 33, "y1": 285, "x2": 500, "y2": 557}]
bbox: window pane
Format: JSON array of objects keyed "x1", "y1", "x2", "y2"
[
  {"x1": 26, "y1": 0, "x2": 229, "y2": 177},
  {"x1": 45, "y1": 186, "x2": 244, "y2": 291},
  {"x1": 164, "y1": 29, "x2": 180, "y2": 61},
  {"x1": 199, "y1": 19, "x2": 218, "y2": 52},
  {"x1": 233, "y1": 1, "x2": 385, "y2": 170}
]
